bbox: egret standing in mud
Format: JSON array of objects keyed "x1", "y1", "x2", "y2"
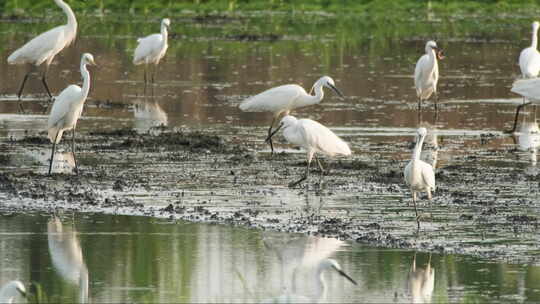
[
  {"x1": 266, "y1": 115, "x2": 351, "y2": 187},
  {"x1": 519, "y1": 21, "x2": 540, "y2": 78},
  {"x1": 7, "y1": 0, "x2": 78, "y2": 100},
  {"x1": 47, "y1": 53, "x2": 96, "y2": 175},
  {"x1": 0, "y1": 281, "x2": 26, "y2": 303},
  {"x1": 414, "y1": 41, "x2": 444, "y2": 111},
  {"x1": 261, "y1": 259, "x2": 357, "y2": 303},
  {"x1": 133, "y1": 18, "x2": 170, "y2": 86},
  {"x1": 404, "y1": 127, "x2": 436, "y2": 229},
  {"x1": 239, "y1": 76, "x2": 345, "y2": 155}
]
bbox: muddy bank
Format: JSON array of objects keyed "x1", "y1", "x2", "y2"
[{"x1": 0, "y1": 126, "x2": 539, "y2": 264}]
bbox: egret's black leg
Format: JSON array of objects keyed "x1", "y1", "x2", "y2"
[
  {"x1": 72, "y1": 129, "x2": 78, "y2": 174},
  {"x1": 314, "y1": 155, "x2": 325, "y2": 174},
  {"x1": 41, "y1": 65, "x2": 53, "y2": 99},
  {"x1": 509, "y1": 102, "x2": 531, "y2": 133},
  {"x1": 267, "y1": 117, "x2": 277, "y2": 155},
  {"x1": 289, "y1": 159, "x2": 311, "y2": 188},
  {"x1": 434, "y1": 92, "x2": 439, "y2": 111},
  {"x1": 17, "y1": 72, "x2": 31, "y2": 100},
  {"x1": 48, "y1": 131, "x2": 60, "y2": 175},
  {"x1": 412, "y1": 192, "x2": 420, "y2": 230}
]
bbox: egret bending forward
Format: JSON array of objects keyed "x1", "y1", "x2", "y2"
[
  {"x1": 0, "y1": 281, "x2": 26, "y2": 303},
  {"x1": 133, "y1": 18, "x2": 170, "y2": 85},
  {"x1": 414, "y1": 41, "x2": 444, "y2": 111},
  {"x1": 266, "y1": 115, "x2": 351, "y2": 187},
  {"x1": 404, "y1": 127, "x2": 436, "y2": 229},
  {"x1": 7, "y1": 0, "x2": 78, "y2": 100},
  {"x1": 47, "y1": 53, "x2": 96, "y2": 175},
  {"x1": 239, "y1": 76, "x2": 344, "y2": 154},
  {"x1": 519, "y1": 21, "x2": 540, "y2": 78}
]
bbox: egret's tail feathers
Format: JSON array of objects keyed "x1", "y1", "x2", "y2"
[
  {"x1": 48, "y1": 128, "x2": 64, "y2": 144},
  {"x1": 7, "y1": 49, "x2": 24, "y2": 64},
  {"x1": 239, "y1": 98, "x2": 252, "y2": 111},
  {"x1": 512, "y1": 78, "x2": 540, "y2": 101}
]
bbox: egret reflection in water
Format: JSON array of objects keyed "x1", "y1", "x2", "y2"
[
  {"x1": 133, "y1": 96, "x2": 168, "y2": 132},
  {"x1": 261, "y1": 234, "x2": 356, "y2": 303},
  {"x1": 406, "y1": 253, "x2": 435, "y2": 304},
  {"x1": 515, "y1": 110, "x2": 540, "y2": 166},
  {"x1": 47, "y1": 216, "x2": 89, "y2": 303}
]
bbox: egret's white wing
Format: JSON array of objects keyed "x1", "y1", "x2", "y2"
[
  {"x1": 519, "y1": 48, "x2": 540, "y2": 78},
  {"x1": 297, "y1": 119, "x2": 351, "y2": 157},
  {"x1": 239, "y1": 84, "x2": 303, "y2": 113},
  {"x1": 414, "y1": 54, "x2": 429, "y2": 90},
  {"x1": 8, "y1": 25, "x2": 70, "y2": 65},
  {"x1": 418, "y1": 160, "x2": 436, "y2": 190},
  {"x1": 511, "y1": 78, "x2": 540, "y2": 101},
  {"x1": 133, "y1": 33, "x2": 163, "y2": 64},
  {"x1": 47, "y1": 85, "x2": 82, "y2": 143}
]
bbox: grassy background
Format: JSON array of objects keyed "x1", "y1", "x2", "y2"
[{"x1": 2, "y1": 0, "x2": 540, "y2": 16}]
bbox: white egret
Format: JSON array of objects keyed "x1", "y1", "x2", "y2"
[
  {"x1": 261, "y1": 259, "x2": 357, "y2": 304},
  {"x1": 407, "y1": 253, "x2": 434, "y2": 304},
  {"x1": 519, "y1": 21, "x2": 540, "y2": 78},
  {"x1": 265, "y1": 115, "x2": 351, "y2": 187},
  {"x1": 239, "y1": 76, "x2": 344, "y2": 154},
  {"x1": 0, "y1": 281, "x2": 26, "y2": 303},
  {"x1": 47, "y1": 53, "x2": 96, "y2": 175},
  {"x1": 133, "y1": 18, "x2": 170, "y2": 85},
  {"x1": 414, "y1": 41, "x2": 444, "y2": 111},
  {"x1": 510, "y1": 78, "x2": 540, "y2": 132},
  {"x1": 7, "y1": 0, "x2": 78, "y2": 100},
  {"x1": 404, "y1": 127, "x2": 436, "y2": 229}
]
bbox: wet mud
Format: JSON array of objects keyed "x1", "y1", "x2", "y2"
[{"x1": 1, "y1": 126, "x2": 538, "y2": 265}]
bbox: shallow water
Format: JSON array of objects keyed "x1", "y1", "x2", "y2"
[{"x1": 1, "y1": 212, "x2": 539, "y2": 303}]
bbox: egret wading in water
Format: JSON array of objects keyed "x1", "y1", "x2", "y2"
[
  {"x1": 519, "y1": 21, "x2": 540, "y2": 78},
  {"x1": 133, "y1": 18, "x2": 170, "y2": 87},
  {"x1": 0, "y1": 281, "x2": 26, "y2": 303},
  {"x1": 266, "y1": 115, "x2": 351, "y2": 187},
  {"x1": 47, "y1": 53, "x2": 96, "y2": 175},
  {"x1": 414, "y1": 41, "x2": 444, "y2": 111},
  {"x1": 7, "y1": 0, "x2": 78, "y2": 100},
  {"x1": 262, "y1": 259, "x2": 357, "y2": 303},
  {"x1": 404, "y1": 127, "x2": 436, "y2": 229},
  {"x1": 510, "y1": 78, "x2": 540, "y2": 132},
  {"x1": 239, "y1": 76, "x2": 345, "y2": 155}
]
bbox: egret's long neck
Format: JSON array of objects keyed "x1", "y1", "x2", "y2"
[
  {"x1": 57, "y1": 0, "x2": 77, "y2": 33},
  {"x1": 427, "y1": 48, "x2": 437, "y2": 66},
  {"x1": 161, "y1": 24, "x2": 169, "y2": 44},
  {"x1": 296, "y1": 82, "x2": 324, "y2": 109},
  {"x1": 412, "y1": 134, "x2": 426, "y2": 161},
  {"x1": 532, "y1": 27, "x2": 539, "y2": 49},
  {"x1": 80, "y1": 62, "x2": 91, "y2": 100}
]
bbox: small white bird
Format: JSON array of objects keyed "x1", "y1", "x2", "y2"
[
  {"x1": 133, "y1": 18, "x2": 170, "y2": 85},
  {"x1": 404, "y1": 127, "x2": 436, "y2": 229},
  {"x1": 519, "y1": 21, "x2": 540, "y2": 78},
  {"x1": 509, "y1": 78, "x2": 540, "y2": 132},
  {"x1": 7, "y1": 0, "x2": 78, "y2": 100},
  {"x1": 265, "y1": 115, "x2": 351, "y2": 187},
  {"x1": 239, "y1": 76, "x2": 344, "y2": 154},
  {"x1": 261, "y1": 259, "x2": 356, "y2": 304},
  {"x1": 0, "y1": 281, "x2": 26, "y2": 303},
  {"x1": 47, "y1": 53, "x2": 96, "y2": 175},
  {"x1": 414, "y1": 41, "x2": 444, "y2": 111}
]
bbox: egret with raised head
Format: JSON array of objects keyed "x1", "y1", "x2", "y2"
[
  {"x1": 266, "y1": 115, "x2": 351, "y2": 187},
  {"x1": 404, "y1": 127, "x2": 436, "y2": 229},
  {"x1": 47, "y1": 53, "x2": 96, "y2": 175},
  {"x1": 133, "y1": 18, "x2": 170, "y2": 85},
  {"x1": 414, "y1": 41, "x2": 444, "y2": 111},
  {"x1": 239, "y1": 76, "x2": 344, "y2": 154},
  {"x1": 7, "y1": 0, "x2": 78, "y2": 100},
  {"x1": 519, "y1": 21, "x2": 540, "y2": 78}
]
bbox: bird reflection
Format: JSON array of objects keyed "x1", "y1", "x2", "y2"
[
  {"x1": 261, "y1": 234, "x2": 356, "y2": 303},
  {"x1": 514, "y1": 110, "x2": 539, "y2": 166},
  {"x1": 133, "y1": 96, "x2": 168, "y2": 133},
  {"x1": 47, "y1": 216, "x2": 89, "y2": 303},
  {"x1": 406, "y1": 253, "x2": 435, "y2": 304},
  {"x1": 0, "y1": 280, "x2": 26, "y2": 303}
]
